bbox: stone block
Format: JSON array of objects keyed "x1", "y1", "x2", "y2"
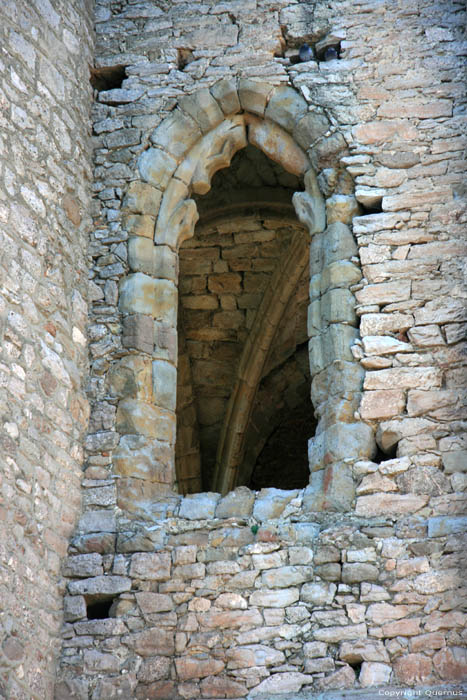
[
  {"x1": 265, "y1": 86, "x2": 307, "y2": 133},
  {"x1": 314, "y1": 623, "x2": 367, "y2": 643},
  {"x1": 308, "y1": 423, "x2": 375, "y2": 470},
  {"x1": 113, "y1": 434, "x2": 173, "y2": 483},
  {"x1": 356, "y1": 280, "x2": 411, "y2": 306},
  {"x1": 340, "y1": 640, "x2": 389, "y2": 664},
  {"x1": 179, "y1": 88, "x2": 224, "y2": 133},
  {"x1": 261, "y1": 567, "x2": 312, "y2": 589},
  {"x1": 151, "y1": 109, "x2": 202, "y2": 160},
  {"x1": 123, "y1": 628, "x2": 175, "y2": 657},
  {"x1": 317, "y1": 260, "x2": 362, "y2": 296},
  {"x1": 362, "y1": 335, "x2": 412, "y2": 355},
  {"x1": 311, "y1": 132, "x2": 348, "y2": 170},
  {"x1": 63, "y1": 595, "x2": 86, "y2": 622},
  {"x1": 326, "y1": 194, "x2": 360, "y2": 224},
  {"x1": 179, "y1": 492, "x2": 220, "y2": 519},
  {"x1": 442, "y1": 450, "x2": 467, "y2": 473},
  {"x1": 364, "y1": 367, "x2": 442, "y2": 391},
  {"x1": 68, "y1": 575, "x2": 131, "y2": 597},
  {"x1": 130, "y1": 552, "x2": 171, "y2": 581},
  {"x1": 123, "y1": 181, "x2": 162, "y2": 216},
  {"x1": 122, "y1": 213, "x2": 156, "y2": 239},
  {"x1": 314, "y1": 563, "x2": 341, "y2": 581},
  {"x1": 432, "y1": 647, "x2": 467, "y2": 681},
  {"x1": 122, "y1": 313, "x2": 154, "y2": 354},
  {"x1": 360, "y1": 662, "x2": 392, "y2": 687},
  {"x1": 293, "y1": 111, "x2": 329, "y2": 150},
  {"x1": 62, "y1": 553, "x2": 103, "y2": 578},
  {"x1": 342, "y1": 563, "x2": 379, "y2": 584},
  {"x1": 84, "y1": 650, "x2": 120, "y2": 674},
  {"x1": 360, "y1": 390, "x2": 406, "y2": 420},
  {"x1": 216, "y1": 486, "x2": 255, "y2": 518},
  {"x1": 360, "y1": 312, "x2": 414, "y2": 336},
  {"x1": 137, "y1": 656, "x2": 171, "y2": 683},
  {"x1": 138, "y1": 147, "x2": 178, "y2": 190},
  {"x1": 300, "y1": 582, "x2": 336, "y2": 606},
  {"x1": 77, "y1": 510, "x2": 116, "y2": 534},
  {"x1": 152, "y1": 359, "x2": 176, "y2": 411},
  {"x1": 356, "y1": 494, "x2": 429, "y2": 517},
  {"x1": 427, "y1": 516, "x2": 467, "y2": 538},
  {"x1": 238, "y1": 78, "x2": 274, "y2": 116},
  {"x1": 312, "y1": 361, "x2": 364, "y2": 405},
  {"x1": 250, "y1": 588, "x2": 299, "y2": 607},
  {"x1": 393, "y1": 653, "x2": 432, "y2": 685},
  {"x1": 136, "y1": 592, "x2": 173, "y2": 614},
  {"x1": 253, "y1": 488, "x2": 299, "y2": 520},
  {"x1": 200, "y1": 676, "x2": 247, "y2": 698},
  {"x1": 119, "y1": 273, "x2": 162, "y2": 318},
  {"x1": 247, "y1": 114, "x2": 310, "y2": 176},
  {"x1": 249, "y1": 672, "x2": 314, "y2": 697},
  {"x1": 128, "y1": 236, "x2": 154, "y2": 275},
  {"x1": 117, "y1": 478, "x2": 176, "y2": 516},
  {"x1": 210, "y1": 78, "x2": 241, "y2": 115},
  {"x1": 323, "y1": 222, "x2": 358, "y2": 265},
  {"x1": 153, "y1": 245, "x2": 178, "y2": 281},
  {"x1": 116, "y1": 398, "x2": 175, "y2": 443},
  {"x1": 226, "y1": 644, "x2": 285, "y2": 669}
]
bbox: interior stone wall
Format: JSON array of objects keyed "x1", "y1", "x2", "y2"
[{"x1": 0, "y1": 1, "x2": 94, "y2": 698}]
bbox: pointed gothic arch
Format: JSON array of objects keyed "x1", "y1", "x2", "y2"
[{"x1": 114, "y1": 78, "x2": 375, "y2": 514}]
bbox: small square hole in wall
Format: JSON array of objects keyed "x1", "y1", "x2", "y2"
[
  {"x1": 90, "y1": 65, "x2": 126, "y2": 91},
  {"x1": 86, "y1": 597, "x2": 115, "y2": 620}
]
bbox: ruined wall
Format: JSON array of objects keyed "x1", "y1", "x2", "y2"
[
  {"x1": 0, "y1": 1, "x2": 94, "y2": 697},
  {"x1": 53, "y1": 0, "x2": 466, "y2": 697}
]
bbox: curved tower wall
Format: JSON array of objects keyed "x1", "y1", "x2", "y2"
[{"x1": 0, "y1": 1, "x2": 94, "y2": 697}]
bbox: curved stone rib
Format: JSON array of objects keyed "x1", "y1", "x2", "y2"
[{"x1": 211, "y1": 229, "x2": 310, "y2": 495}]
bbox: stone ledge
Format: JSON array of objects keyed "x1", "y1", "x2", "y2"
[{"x1": 246, "y1": 684, "x2": 467, "y2": 700}]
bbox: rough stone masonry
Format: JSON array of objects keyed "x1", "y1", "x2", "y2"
[{"x1": 0, "y1": 0, "x2": 466, "y2": 698}]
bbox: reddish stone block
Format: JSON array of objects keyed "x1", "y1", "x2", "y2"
[
  {"x1": 433, "y1": 647, "x2": 467, "y2": 681},
  {"x1": 394, "y1": 653, "x2": 432, "y2": 685}
]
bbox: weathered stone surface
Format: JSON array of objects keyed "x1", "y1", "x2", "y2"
[
  {"x1": 413, "y1": 569, "x2": 459, "y2": 594},
  {"x1": 216, "y1": 487, "x2": 255, "y2": 518},
  {"x1": 253, "y1": 488, "x2": 299, "y2": 520},
  {"x1": 68, "y1": 576, "x2": 131, "y2": 597},
  {"x1": 262, "y1": 566, "x2": 312, "y2": 589},
  {"x1": 137, "y1": 657, "x2": 171, "y2": 683},
  {"x1": 151, "y1": 109, "x2": 202, "y2": 160},
  {"x1": 360, "y1": 390, "x2": 406, "y2": 420},
  {"x1": 393, "y1": 653, "x2": 432, "y2": 685},
  {"x1": 432, "y1": 647, "x2": 467, "y2": 681},
  {"x1": 249, "y1": 672, "x2": 313, "y2": 696},
  {"x1": 123, "y1": 181, "x2": 162, "y2": 216},
  {"x1": 356, "y1": 494, "x2": 429, "y2": 517},
  {"x1": 265, "y1": 86, "x2": 307, "y2": 133},
  {"x1": 360, "y1": 662, "x2": 391, "y2": 687},
  {"x1": 116, "y1": 398, "x2": 175, "y2": 442},
  {"x1": 123, "y1": 629, "x2": 175, "y2": 657},
  {"x1": 250, "y1": 588, "x2": 299, "y2": 607},
  {"x1": 342, "y1": 563, "x2": 379, "y2": 584},
  {"x1": 113, "y1": 434, "x2": 173, "y2": 483},
  {"x1": 122, "y1": 313, "x2": 154, "y2": 354},
  {"x1": 210, "y1": 79, "x2": 241, "y2": 115},
  {"x1": 138, "y1": 147, "x2": 178, "y2": 190},
  {"x1": 179, "y1": 88, "x2": 224, "y2": 133},
  {"x1": 130, "y1": 552, "x2": 171, "y2": 580},
  {"x1": 314, "y1": 623, "x2": 367, "y2": 643},
  {"x1": 340, "y1": 640, "x2": 389, "y2": 664},
  {"x1": 179, "y1": 492, "x2": 220, "y2": 519},
  {"x1": 293, "y1": 111, "x2": 329, "y2": 150},
  {"x1": 326, "y1": 194, "x2": 360, "y2": 224},
  {"x1": 427, "y1": 516, "x2": 467, "y2": 537},
  {"x1": 63, "y1": 595, "x2": 86, "y2": 622},
  {"x1": 247, "y1": 114, "x2": 310, "y2": 176},
  {"x1": 316, "y1": 664, "x2": 356, "y2": 690},
  {"x1": 238, "y1": 79, "x2": 274, "y2": 116},
  {"x1": 226, "y1": 644, "x2": 285, "y2": 669}
]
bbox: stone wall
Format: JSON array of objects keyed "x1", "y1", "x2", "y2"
[
  {"x1": 1, "y1": 0, "x2": 465, "y2": 696},
  {"x1": 0, "y1": 1, "x2": 94, "y2": 697},
  {"x1": 57, "y1": 0, "x2": 466, "y2": 696}
]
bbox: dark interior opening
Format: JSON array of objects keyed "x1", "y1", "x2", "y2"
[
  {"x1": 373, "y1": 442, "x2": 398, "y2": 464},
  {"x1": 359, "y1": 199, "x2": 383, "y2": 215},
  {"x1": 249, "y1": 397, "x2": 316, "y2": 491},
  {"x1": 177, "y1": 48, "x2": 194, "y2": 70},
  {"x1": 90, "y1": 65, "x2": 126, "y2": 91},
  {"x1": 175, "y1": 145, "x2": 313, "y2": 495},
  {"x1": 86, "y1": 598, "x2": 115, "y2": 620}
]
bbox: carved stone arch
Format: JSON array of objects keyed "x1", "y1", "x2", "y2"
[{"x1": 115, "y1": 78, "x2": 375, "y2": 514}]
